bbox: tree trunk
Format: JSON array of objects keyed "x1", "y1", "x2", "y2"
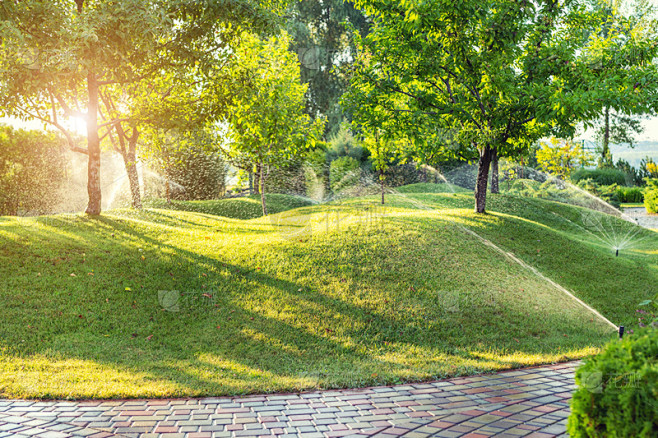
[
  {"x1": 127, "y1": 131, "x2": 141, "y2": 209},
  {"x1": 491, "y1": 147, "x2": 500, "y2": 194},
  {"x1": 474, "y1": 145, "x2": 494, "y2": 214},
  {"x1": 248, "y1": 171, "x2": 254, "y2": 195},
  {"x1": 253, "y1": 164, "x2": 260, "y2": 195},
  {"x1": 259, "y1": 162, "x2": 268, "y2": 216},
  {"x1": 164, "y1": 151, "x2": 171, "y2": 204},
  {"x1": 380, "y1": 170, "x2": 385, "y2": 205},
  {"x1": 85, "y1": 72, "x2": 102, "y2": 215},
  {"x1": 602, "y1": 106, "x2": 610, "y2": 164},
  {"x1": 123, "y1": 153, "x2": 141, "y2": 210}
]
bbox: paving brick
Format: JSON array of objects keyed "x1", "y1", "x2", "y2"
[{"x1": 0, "y1": 361, "x2": 582, "y2": 438}]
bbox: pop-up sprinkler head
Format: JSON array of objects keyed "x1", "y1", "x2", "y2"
[
  {"x1": 619, "y1": 326, "x2": 625, "y2": 339},
  {"x1": 615, "y1": 248, "x2": 619, "y2": 257}
]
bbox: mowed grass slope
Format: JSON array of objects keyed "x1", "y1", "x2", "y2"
[
  {"x1": 0, "y1": 190, "x2": 655, "y2": 399},
  {"x1": 144, "y1": 193, "x2": 315, "y2": 219}
]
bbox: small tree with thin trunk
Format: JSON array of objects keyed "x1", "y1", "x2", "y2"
[{"x1": 224, "y1": 33, "x2": 323, "y2": 216}]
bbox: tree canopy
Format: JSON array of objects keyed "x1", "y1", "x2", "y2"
[
  {"x1": 0, "y1": 0, "x2": 284, "y2": 214},
  {"x1": 345, "y1": 0, "x2": 658, "y2": 212},
  {"x1": 287, "y1": 0, "x2": 370, "y2": 136}
]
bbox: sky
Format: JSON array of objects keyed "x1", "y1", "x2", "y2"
[{"x1": 581, "y1": 117, "x2": 658, "y2": 142}]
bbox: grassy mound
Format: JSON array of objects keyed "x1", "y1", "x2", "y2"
[
  {"x1": 0, "y1": 191, "x2": 656, "y2": 399},
  {"x1": 144, "y1": 193, "x2": 315, "y2": 219},
  {"x1": 394, "y1": 182, "x2": 470, "y2": 194}
]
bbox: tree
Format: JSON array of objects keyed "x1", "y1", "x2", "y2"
[
  {"x1": 594, "y1": 108, "x2": 645, "y2": 165},
  {"x1": 0, "y1": 0, "x2": 282, "y2": 214},
  {"x1": 330, "y1": 156, "x2": 360, "y2": 194},
  {"x1": 287, "y1": 0, "x2": 370, "y2": 136},
  {"x1": 587, "y1": 0, "x2": 656, "y2": 165},
  {"x1": 536, "y1": 137, "x2": 594, "y2": 179},
  {"x1": 345, "y1": 0, "x2": 658, "y2": 213},
  {"x1": 223, "y1": 33, "x2": 324, "y2": 216}
]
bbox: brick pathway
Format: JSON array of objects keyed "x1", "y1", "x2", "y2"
[{"x1": 0, "y1": 362, "x2": 580, "y2": 438}]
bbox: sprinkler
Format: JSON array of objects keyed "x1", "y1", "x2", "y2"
[
  {"x1": 616, "y1": 248, "x2": 619, "y2": 257},
  {"x1": 619, "y1": 326, "x2": 625, "y2": 339}
]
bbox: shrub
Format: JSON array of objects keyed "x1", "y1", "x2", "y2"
[
  {"x1": 644, "y1": 179, "x2": 658, "y2": 214},
  {"x1": 0, "y1": 126, "x2": 69, "y2": 216},
  {"x1": 615, "y1": 186, "x2": 644, "y2": 204},
  {"x1": 326, "y1": 124, "x2": 369, "y2": 163},
  {"x1": 568, "y1": 329, "x2": 658, "y2": 437},
  {"x1": 168, "y1": 147, "x2": 228, "y2": 200},
  {"x1": 571, "y1": 168, "x2": 630, "y2": 186},
  {"x1": 384, "y1": 163, "x2": 422, "y2": 187},
  {"x1": 330, "y1": 156, "x2": 360, "y2": 194},
  {"x1": 614, "y1": 159, "x2": 643, "y2": 186}
]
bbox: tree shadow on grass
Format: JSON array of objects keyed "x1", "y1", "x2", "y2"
[
  {"x1": 0, "y1": 214, "x2": 421, "y2": 398},
  {"x1": 0, "y1": 208, "x2": 619, "y2": 399}
]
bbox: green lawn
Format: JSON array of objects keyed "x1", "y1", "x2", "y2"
[
  {"x1": 392, "y1": 182, "x2": 470, "y2": 194},
  {"x1": 0, "y1": 190, "x2": 656, "y2": 399},
  {"x1": 621, "y1": 203, "x2": 645, "y2": 209},
  {"x1": 144, "y1": 193, "x2": 315, "y2": 219}
]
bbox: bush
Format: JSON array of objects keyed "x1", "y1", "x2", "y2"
[
  {"x1": 264, "y1": 163, "x2": 307, "y2": 196},
  {"x1": 168, "y1": 147, "x2": 228, "y2": 200},
  {"x1": 330, "y1": 156, "x2": 360, "y2": 194},
  {"x1": 576, "y1": 180, "x2": 621, "y2": 208},
  {"x1": 384, "y1": 163, "x2": 422, "y2": 187},
  {"x1": 571, "y1": 168, "x2": 630, "y2": 186},
  {"x1": 644, "y1": 179, "x2": 658, "y2": 214},
  {"x1": 0, "y1": 126, "x2": 69, "y2": 216},
  {"x1": 615, "y1": 186, "x2": 644, "y2": 204},
  {"x1": 568, "y1": 329, "x2": 658, "y2": 437},
  {"x1": 326, "y1": 124, "x2": 369, "y2": 163}
]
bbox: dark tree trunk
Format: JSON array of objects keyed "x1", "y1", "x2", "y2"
[
  {"x1": 259, "y1": 162, "x2": 268, "y2": 216},
  {"x1": 491, "y1": 147, "x2": 500, "y2": 194},
  {"x1": 602, "y1": 106, "x2": 610, "y2": 164},
  {"x1": 380, "y1": 170, "x2": 385, "y2": 205},
  {"x1": 474, "y1": 145, "x2": 494, "y2": 214},
  {"x1": 253, "y1": 164, "x2": 261, "y2": 195},
  {"x1": 85, "y1": 72, "x2": 102, "y2": 215},
  {"x1": 248, "y1": 171, "x2": 254, "y2": 195}
]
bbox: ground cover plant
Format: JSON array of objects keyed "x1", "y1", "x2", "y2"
[{"x1": 1, "y1": 187, "x2": 656, "y2": 399}]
